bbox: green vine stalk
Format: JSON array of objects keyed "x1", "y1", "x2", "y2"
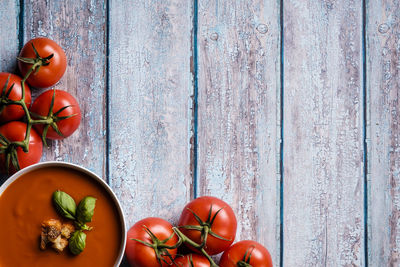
[{"x1": 0, "y1": 43, "x2": 75, "y2": 173}]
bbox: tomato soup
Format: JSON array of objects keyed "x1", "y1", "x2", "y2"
[{"x1": 0, "y1": 166, "x2": 122, "y2": 267}]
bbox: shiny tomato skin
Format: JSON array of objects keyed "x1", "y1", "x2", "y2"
[
  {"x1": 0, "y1": 121, "x2": 42, "y2": 173},
  {"x1": 219, "y1": 240, "x2": 273, "y2": 267},
  {"x1": 0, "y1": 73, "x2": 31, "y2": 123},
  {"x1": 31, "y1": 89, "x2": 81, "y2": 139},
  {"x1": 18, "y1": 37, "x2": 67, "y2": 88},
  {"x1": 126, "y1": 217, "x2": 178, "y2": 267},
  {"x1": 178, "y1": 196, "x2": 237, "y2": 255},
  {"x1": 174, "y1": 254, "x2": 210, "y2": 267}
]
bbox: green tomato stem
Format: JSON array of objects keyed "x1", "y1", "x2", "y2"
[
  {"x1": 172, "y1": 227, "x2": 219, "y2": 267},
  {"x1": 22, "y1": 60, "x2": 42, "y2": 83},
  {"x1": 0, "y1": 56, "x2": 45, "y2": 173}
]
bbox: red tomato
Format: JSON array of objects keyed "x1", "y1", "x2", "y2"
[
  {"x1": 219, "y1": 240, "x2": 273, "y2": 267},
  {"x1": 30, "y1": 89, "x2": 81, "y2": 140},
  {"x1": 178, "y1": 196, "x2": 237, "y2": 255},
  {"x1": 174, "y1": 254, "x2": 210, "y2": 267},
  {"x1": 126, "y1": 217, "x2": 178, "y2": 267},
  {"x1": 0, "y1": 73, "x2": 31, "y2": 123},
  {"x1": 18, "y1": 37, "x2": 67, "y2": 88},
  {"x1": 0, "y1": 121, "x2": 42, "y2": 173}
]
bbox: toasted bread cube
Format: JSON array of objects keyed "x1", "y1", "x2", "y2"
[
  {"x1": 42, "y1": 219, "x2": 62, "y2": 242},
  {"x1": 61, "y1": 222, "x2": 75, "y2": 239},
  {"x1": 42, "y1": 219, "x2": 62, "y2": 229},
  {"x1": 40, "y1": 219, "x2": 76, "y2": 253},
  {"x1": 40, "y1": 231, "x2": 48, "y2": 250},
  {"x1": 51, "y1": 236, "x2": 68, "y2": 252}
]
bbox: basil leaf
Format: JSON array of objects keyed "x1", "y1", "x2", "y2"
[
  {"x1": 76, "y1": 196, "x2": 97, "y2": 224},
  {"x1": 52, "y1": 190, "x2": 77, "y2": 220},
  {"x1": 69, "y1": 230, "x2": 86, "y2": 255}
]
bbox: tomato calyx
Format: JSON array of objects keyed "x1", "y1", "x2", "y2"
[
  {"x1": 0, "y1": 126, "x2": 32, "y2": 174},
  {"x1": 180, "y1": 205, "x2": 231, "y2": 246},
  {"x1": 174, "y1": 254, "x2": 196, "y2": 267},
  {"x1": 0, "y1": 39, "x2": 73, "y2": 174},
  {"x1": 235, "y1": 245, "x2": 256, "y2": 267},
  {"x1": 17, "y1": 43, "x2": 54, "y2": 77},
  {"x1": 0, "y1": 138, "x2": 21, "y2": 173},
  {"x1": 0, "y1": 74, "x2": 30, "y2": 116},
  {"x1": 172, "y1": 227, "x2": 219, "y2": 267},
  {"x1": 30, "y1": 89, "x2": 78, "y2": 147},
  {"x1": 172, "y1": 205, "x2": 233, "y2": 267},
  {"x1": 188, "y1": 255, "x2": 195, "y2": 267},
  {"x1": 0, "y1": 76, "x2": 32, "y2": 173},
  {"x1": 0, "y1": 75, "x2": 16, "y2": 114},
  {"x1": 131, "y1": 225, "x2": 177, "y2": 266},
  {"x1": 0, "y1": 48, "x2": 65, "y2": 173},
  {"x1": 0, "y1": 63, "x2": 52, "y2": 173}
]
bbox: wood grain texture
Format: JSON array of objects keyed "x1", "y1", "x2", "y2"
[
  {"x1": 0, "y1": 0, "x2": 19, "y2": 72},
  {"x1": 283, "y1": 0, "x2": 364, "y2": 266},
  {"x1": 23, "y1": 0, "x2": 107, "y2": 177},
  {"x1": 2, "y1": 2, "x2": 400, "y2": 266},
  {"x1": 0, "y1": 1, "x2": 19, "y2": 184},
  {"x1": 367, "y1": 1, "x2": 400, "y2": 265},
  {"x1": 197, "y1": 0, "x2": 281, "y2": 263},
  {"x1": 109, "y1": 0, "x2": 193, "y2": 227}
]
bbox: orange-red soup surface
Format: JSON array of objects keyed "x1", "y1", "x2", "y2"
[{"x1": 0, "y1": 167, "x2": 122, "y2": 267}]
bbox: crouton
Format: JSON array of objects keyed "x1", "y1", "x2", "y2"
[
  {"x1": 61, "y1": 222, "x2": 75, "y2": 239},
  {"x1": 51, "y1": 236, "x2": 69, "y2": 253},
  {"x1": 40, "y1": 219, "x2": 75, "y2": 253},
  {"x1": 40, "y1": 219, "x2": 62, "y2": 250},
  {"x1": 42, "y1": 219, "x2": 62, "y2": 242},
  {"x1": 43, "y1": 219, "x2": 62, "y2": 229},
  {"x1": 40, "y1": 230, "x2": 48, "y2": 250}
]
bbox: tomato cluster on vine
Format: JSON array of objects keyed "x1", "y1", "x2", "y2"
[
  {"x1": 0, "y1": 37, "x2": 81, "y2": 174},
  {"x1": 125, "y1": 196, "x2": 273, "y2": 267}
]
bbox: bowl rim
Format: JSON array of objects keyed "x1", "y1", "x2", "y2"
[{"x1": 0, "y1": 161, "x2": 127, "y2": 266}]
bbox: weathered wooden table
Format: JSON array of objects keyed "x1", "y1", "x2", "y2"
[{"x1": 0, "y1": 0, "x2": 399, "y2": 266}]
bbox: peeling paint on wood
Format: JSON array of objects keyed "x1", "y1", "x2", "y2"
[
  {"x1": 1, "y1": 1, "x2": 400, "y2": 266},
  {"x1": 108, "y1": 0, "x2": 193, "y2": 227},
  {"x1": 0, "y1": 0, "x2": 19, "y2": 73},
  {"x1": 283, "y1": 0, "x2": 364, "y2": 265},
  {"x1": 0, "y1": 1, "x2": 19, "y2": 184},
  {"x1": 197, "y1": 0, "x2": 281, "y2": 264},
  {"x1": 23, "y1": 0, "x2": 107, "y2": 177},
  {"x1": 368, "y1": 1, "x2": 400, "y2": 265}
]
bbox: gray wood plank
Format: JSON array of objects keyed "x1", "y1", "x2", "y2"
[
  {"x1": 0, "y1": 1, "x2": 20, "y2": 184},
  {"x1": 367, "y1": 1, "x2": 400, "y2": 265},
  {"x1": 0, "y1": 0, "x2": 19, "y2": 72},
  {"x1": 283, "y1": 0, "x2": 364, "y2": 266},
  {"x1": 23, "y1": 0, "x2": 107, "y2": 177},
  {"x1": 109, "y1": 0, "x2": 193, "y2": 226},
  {"x1": 197, "y1": 0, "x2": 281, "y2": 264}
]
